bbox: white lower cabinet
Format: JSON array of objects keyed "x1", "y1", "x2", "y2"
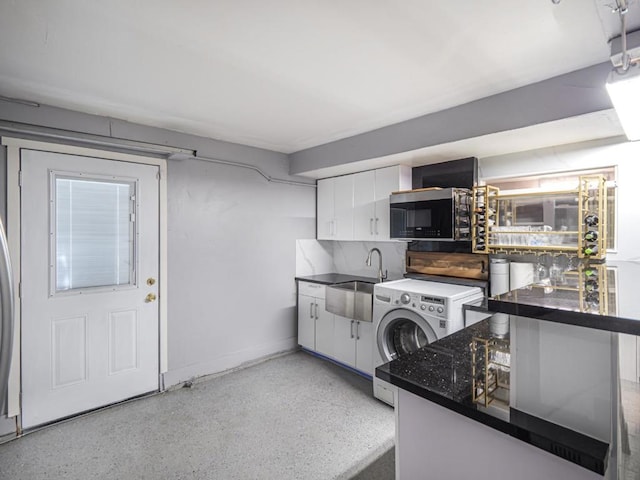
[
  {"x1": 298, "y1": 281, "x2": 373, "y2": 376},
  {"x1": 355, "y1": 321, "x2": 373, "y2": 375},
  {"x1": 314, "y1": 298, "x2": 334, "y2": 357},
  {"x1": 297, "y1": 294, "x2": 316, "y2": 350},
  {"x1": 297, "y1": 281, "x2": 328, "y2": 351},
  {"x1": 333, "y1": 315, "x2": 357, "y2": 367},
  {"x1": 333, "y1": 315, "x2": 373, "y2": 376},
  {"x1": 298, "y1": 295, "x2": 334, "y2": 355}
]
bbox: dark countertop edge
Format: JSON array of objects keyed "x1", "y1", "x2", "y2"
[
  {"x1": 375, "y1": 367, "x2": 609, "y2": 475},
  {"x1": 488, "y1": 298, "x2": 640, "y2": 336},
  {"x1": 404, "y1": 272, "x2": 488, "y2": 291},
  {"x1": 463, "y1": 299, "x2": 489, "y2": 313},
  {"x1": 295, "y1": 273, "x2": 379, "y2": 285}
]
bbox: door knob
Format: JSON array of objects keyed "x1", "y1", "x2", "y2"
[{"x1": 145, "y1": 293, "x2": 157, "y2": 303}]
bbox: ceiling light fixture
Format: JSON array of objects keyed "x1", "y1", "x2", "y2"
[{"x1": 606, "y1": 0, "x2": 640, "y2": 141}]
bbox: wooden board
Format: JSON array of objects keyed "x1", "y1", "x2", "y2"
[
  {"x1": 406, "y1": 251, "x2": 489, "y2": 280},
  {"x1": 391, "y1": 186, "x2": 443, "y2": 195}
]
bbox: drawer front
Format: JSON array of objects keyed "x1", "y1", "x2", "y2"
[{"x1": 298, "y1": 281, "x2": 326, "y2": 299}]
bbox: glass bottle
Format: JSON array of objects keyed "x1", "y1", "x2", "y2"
[
  {"x1": 583, "y1": 246, "x2": 599, "y2": 256},
  {"x1": 584, "y1": 268, "x2": 597, "y2": 278},
  {"x1": 549, "y1": 260, "x2": 565, "y2": 286},
  {"x1": 584, "y1": 214, "x2": 599, "y2": 227},
  {"x1": 585, "y1": 279, "x2": 599, "y2": 293}
]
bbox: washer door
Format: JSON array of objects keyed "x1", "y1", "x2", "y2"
[{"x1": 377, "y1": 309, "x2": 438, "y2": 362}]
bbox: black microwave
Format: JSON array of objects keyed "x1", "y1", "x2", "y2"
[{"x1": 389, "y1": 187, "x2": 471, "y2": 241}]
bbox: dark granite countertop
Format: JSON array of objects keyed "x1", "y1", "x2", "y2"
[
  {"x1": 295, "y1": 273, "x2": 378, "y2": 285},
  {"x1": 376, "y1": 315, "x2": 610, "y2": 475},
  {"x1": 374, "y1": 260, "x2": 640, "y2": 476},
  {"x1": 488, "y1": 260, "x2": 640, "y2": 335}
]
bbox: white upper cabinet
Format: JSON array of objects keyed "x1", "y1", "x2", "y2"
[
  {"x1": 317, "y1": 174, "x2": 354, "y2": 240},
  {"x1": 317, "y1": 178, "x2": 335, "y2": 239},
  {"x1": 374, "y1": 165, "x2": 411, "y2": 240},
  {"x1": 319, "y1": 165, "x2": 410, "y2": 241},
  {"x1": 333, "y1": 175, "x2": 355, "y2": 240},
  {"x1": 353, "y1": 170, "x2": 376, "y2": 239}
]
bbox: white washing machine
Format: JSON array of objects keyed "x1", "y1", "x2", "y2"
[{"x1": 373, "y1": 278, "x2": 484, "y2": 406}]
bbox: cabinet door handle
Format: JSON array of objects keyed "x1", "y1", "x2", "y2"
[
  {"x1": 315, "y1": 302, "x2": 319, "y2": 320},
  {"x1": 375, "y1": 218, "x2": 379, "y2": 235},
  {"x1": 350, "y1": 320, "x2": 354, "y2": 339},
  {"x1": 356, "y1": 321, "x2": 360, "y2": 340},
  {"x1": 370, "y1": 218, "x2": 374, "y2": 235},
  {"x1": 310, "y1": 302, "x2": 314, "y2": 319},
  {"x1": 334, "y1": 219, "x2": 337, "y2": 236}
]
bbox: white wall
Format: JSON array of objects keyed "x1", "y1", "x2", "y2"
[
  {"x1": 296, "y1": 239, "x2": 407, "y2": 281},
  {"x1": 479, "y1": 137, "x2": 640, "y2": 261},
  {"x1": 613, "y1": 261, "x2": 640, "y2": 382},
  {"x1": 511, "y1": 316, "x2": 612, "y2": 442},
  {"x1": 164, "y1": 158, "x2": 315, "y2": 386},
  {"x1": 0, "y1": 100, "x2": 318, "y2": 394},
  {"x1": 295, "y1": 240, "x2": 334, "y2": 277}
]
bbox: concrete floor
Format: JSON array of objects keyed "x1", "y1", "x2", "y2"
[
  {"x1": 351, "y1": 446, "x2": 395, "y2": 480},
  {"x1": 0, "y1": 351, "x2": 395, "y2": 479}
]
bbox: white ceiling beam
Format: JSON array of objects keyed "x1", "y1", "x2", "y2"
[{"x1": 289, "y1": 62, "x2": 614, "y2": 176}]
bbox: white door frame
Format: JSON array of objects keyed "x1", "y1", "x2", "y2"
[{"x1": 1, "y1": 137, "x2": 168, "y2": 422}]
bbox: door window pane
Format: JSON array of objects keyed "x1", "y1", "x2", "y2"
[{"x1": 55, "y1": 176, "x2": 135, "y2": 291}]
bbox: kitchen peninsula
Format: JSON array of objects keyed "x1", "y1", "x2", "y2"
[{"x1": 377, "y1": 260, "x2": 640, "y2": 479}]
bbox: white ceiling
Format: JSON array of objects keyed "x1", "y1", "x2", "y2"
[{"x1": 0, "y1": 1, "x2": 636, "y2": 154}]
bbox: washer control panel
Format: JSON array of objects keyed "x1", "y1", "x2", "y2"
[{"x1": 392, "y1": 292, "x2": 447, "y2": 318}]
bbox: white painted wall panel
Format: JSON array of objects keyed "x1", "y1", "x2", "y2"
[
  {"x1": 511, "y1": 316, "x2": 612, "y2": 442},
  {"x1": 397, "y1": 389, "x2": 603, "y2": 480},
  {"x1": 164, "y1": 158, "x2": 315, "y2": 386}
]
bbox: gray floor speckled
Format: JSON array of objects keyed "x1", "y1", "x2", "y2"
[
  {"x1": 350, "y1": 447, "x2": 395, "y2": 480},
  {"x1": 0, "y1": 351, "x2": 394, "y2": 480}
]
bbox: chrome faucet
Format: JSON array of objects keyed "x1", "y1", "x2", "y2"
[{"x1": 366, "y1": 248, "x2": 387, "y2": 283}]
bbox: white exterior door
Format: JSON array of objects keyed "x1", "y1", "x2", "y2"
[{"x1": 21, "y1": 149, "x2": 160, "y2": 428}]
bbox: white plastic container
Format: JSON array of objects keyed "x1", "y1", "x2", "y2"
[{"x1": 490, "y1": 258, "x2": 510, "y2": 297}]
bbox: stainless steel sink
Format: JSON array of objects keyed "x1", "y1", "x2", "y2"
[{"x1": 325, "y1": 281, "x2": 375, "y2": 322}]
